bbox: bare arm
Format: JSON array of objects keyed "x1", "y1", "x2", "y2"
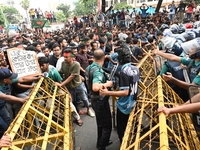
[
  {"x1": 153, "y1": 46, "x2": 181, "y2": 62},
  {"x1": 162, "y1": 73, "x2": 197, "y2": 90},
  {"x1": 60, "y1": 75, "x2": 75, "y2": 87},
  {"x1": 100, "y1": 88, "x2": 129, "y2": 97},
  {"x1": 18, "y1": 76, "x2": 41, "y2": 83},
  {"x1": 0, "y1": 93, "x2": 28, "y2": 103},
  {"x1": 92, "y1": 81, "x2": 113, "y2": 92}
]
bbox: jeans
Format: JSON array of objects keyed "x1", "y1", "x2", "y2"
[
  {"x1": 125, "y1": 18, "x2": 130, "y2": 28},
  {"x1": 75, "y1": 82, "x2": 89, "y2": 107},
  {"x1": 0, "y1": 106, "x2": 11, "y2": 138},
  {"x1": 186, "y1": 13, "x2": 192, "y2": 20},
  {"x1": 169, "y1": 14, "x2": 175, "y2": 22}
]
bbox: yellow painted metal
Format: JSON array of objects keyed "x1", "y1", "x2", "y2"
[
  {"x1": 1, "y1": 77, "x2": 73, "y2": 150},
  {"x1": 121, "y1": 75, "x2": 200, "y2": 150}
]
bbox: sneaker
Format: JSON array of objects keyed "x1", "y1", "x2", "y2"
[{"x1": 88, "y1": 108, "x2": 95, "y2": 117}]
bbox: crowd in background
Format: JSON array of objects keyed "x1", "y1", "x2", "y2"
[
  {"x1": 29, "y1": 8, "x2": 57, "y2": 23},
  {"x1": 0, "y1": 0, "x2": 200, "y2": 149}
]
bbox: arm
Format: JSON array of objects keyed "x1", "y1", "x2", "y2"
[
  {"x1": 100, "y1": 88, "x2": 129, "y2": 96},
  {"x1": 18, "y1": 76, "x2": 41, "y2": 83},
  {"x1": 162, "y1": 72, "x2": 197, "y2": 90},
  {"x1": 153, "y1": 46, "x2": 181, "y2": 62},
  {"x1": 0, "y1": 93, "x2": 28, "y2": 103},
  {"x1": 158, "y1": 102, "x2": 200, "y2": 116},
  {"x1": 15, "y1": 83, "x2": 34, "y2": 89},
  {"x1": 92, "y1": 81, "x2": 113, "y2": 92},
  {"x1": 59, "y1": 74, "x2": 75, "y2": 87}
]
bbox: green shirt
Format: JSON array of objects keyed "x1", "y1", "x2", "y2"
[
  {"x1": 48, "y1": 68, "x2": 63, "y2": 82},
  {"x1": 0, "y1": 78, "x2": 18, "y2": 94},
  {"x1": 60, "y1": 61, "x2": 81, "y2": 89},
  {"x1": 181, "y1": 57, "x2": 200, "y2": 85},
  {"x1": 86, "y1": 62, "x2": 106, "y2": 84}
]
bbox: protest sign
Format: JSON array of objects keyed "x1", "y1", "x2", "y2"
[{"x1": 7, "y1": 48, "x2": 41, "y2": 77}]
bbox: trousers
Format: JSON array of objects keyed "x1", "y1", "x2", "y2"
[{"x1": 91, "y1": 96, "x2": 112, "y2": 150}]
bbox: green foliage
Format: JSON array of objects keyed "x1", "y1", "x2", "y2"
[
  {"x1": 0, "y1": 13, "x2": 4, "y2": 27},
  {"x1": 184, "y1": 0, "x2": 200, "y2": 5},
  {"x1": 54, "y1": 11, "x2": 67, "y2": 23},
  {"x1": 2, "y1": 6, "x2": 21, "y2": 24},
  {"x1": 57, "y1": 3, "x2": 71, "y2": 18},
  {"x1": 73, "y1": 0, "x2": 97, "y2": 16},
  {"x1": 20, "y1": 0, "x2": 30, "y2": 10},
  {"x1": 113, "y1": 2, "x2": 132, "y2": 10}
]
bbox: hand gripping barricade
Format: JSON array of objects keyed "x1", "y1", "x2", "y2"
[
  {"x1": 121, "y1": 76, "x2": 200, "y2": 150},
  {"x1": 120, "y1": 51, "x2": 200, "y2": 150},
  {"x1": 1, "y1": 77, "x2": 73, "y2": 150}
]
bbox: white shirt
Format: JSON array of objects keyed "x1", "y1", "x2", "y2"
[{"x1": 56, "y1": 57, "x2": 64, "y2": 71}]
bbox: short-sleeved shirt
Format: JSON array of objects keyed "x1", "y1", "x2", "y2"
[
  {"x1": 180, "y1": 57, "x2": 200, "y2": 85},
  {"x1": 48, "y1": 68, "x2": 63, "y2": 82},
  {"x1": 0, "y1": 78, "x2": 18, "y2": 107},
  {"x1": 76, "y1": 53, "x2": 91, "y2": 70},
  {"x1": 60, "y1": 61, "x2": 81, "y2": 89},
  {"x1": 116, "y1": 63, "x2": 140, "y2": 114},
  {"x1": 86, "y1": 62, "x2": 106, "y2": 84}
]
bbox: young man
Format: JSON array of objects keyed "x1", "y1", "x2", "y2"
[
  {"x1": 86, "y1": 49, "x2": 113, "y2": 150},
  {"x1": 49, "y1": 44, "x2": 62, "y2": 67},
  {"x1": 76, "y1": 43, "x2": 92, "y2": 77},
  {"x1": 100, "y1": 47, "x2": 140, "y2": 143},
  {"x1": 153, "y1": 47, "x2": 200, "y2": 90},
  {"x1": 38, "y1": 57, "x2": 83, "y2": 126},
  {"x1": 42, "y1": 46, "x2": 50, "y2": 58},
  {"x1": 0, "y1": 68, "x2": 32, "y2": 137},
  {"x1": 55, "y1": 49, "x2": 94, "y2": 117}
]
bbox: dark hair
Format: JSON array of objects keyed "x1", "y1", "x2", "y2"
[
  {"x1": 26, "y1": 46, "x2": 37, "y2": 52},
  {"x1": 126, "y1": 37, "x2": 132, "y2": 44},
  {"x1": 90, "y1": 41, "x2": 97, "y2": 47},
  {"x1": 89, "y1": 33, "x2": 95, "y2": 39},
  {"x1": 57, "y1": 38, "x2": 64, "y2": 45},
  {"x1": 99, "y1": 38, "x2": 106, "y2": 44},
  {"x1": 133, "y1": 38, "x2": 138, "y2": 44},
  {"x1": 38, "y1": 57, "x2": 49, "y2": 65},
  {"x1": 64, "y1": 48, "x2": 72, "y2": 54},
  {"x1": 32, "y1": 42, "x2": 39, "y2": 47},
  {"x1": 52, "y1": 43, "x2": 60, "y2": 49},
  {"x1": 117, "y1": 47, "x2": 131, "y2": 65},
  {"x1": 42, "y1": 46, "x2": 48, "y2": 51},
  {"x1": 93, "y1": 49, "x2": 105, "y2": 60},
  {"x1": 79, "y1": 43, "x2": 87, "y2": 49}
]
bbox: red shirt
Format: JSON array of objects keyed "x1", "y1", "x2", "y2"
[{"x1": 0, "y1": 26, "x2": 2, "y2": 30}]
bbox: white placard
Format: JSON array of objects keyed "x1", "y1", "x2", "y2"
[{"x1": 7, "y1": 48, "x2": 41, "y2": 77}]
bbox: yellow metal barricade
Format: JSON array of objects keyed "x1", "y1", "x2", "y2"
[
  {"x1": 121, "y1": 76, "x2": 200, "y2": 150},
  {"x1": 2, "y1": 77, "x2": 73, "y2": 150}
]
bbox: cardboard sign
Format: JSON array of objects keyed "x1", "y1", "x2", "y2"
[{"x1": 7, "y1": 48, "x2": 41, "y2": 77}]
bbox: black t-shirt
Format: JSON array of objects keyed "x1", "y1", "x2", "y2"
[
  {"x1": 130, "y1": 46, "x2": 144, "y2": 62},
  {"x1": 49, "y1": 55, "x2": 59, "y2": 67}
]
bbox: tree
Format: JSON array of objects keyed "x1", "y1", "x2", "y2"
[
  {"x1": 2, "y1": 6, "x2": 21, "y2": 24},
  {"x1": 184, "y1": 0, "x2": 200, "y2": 5},
  {"x1": 57, "y1": 4, "x2": 71, "y2": 18},
  {"x1": 20, "y1": 0, "x2": 30, "y2": 23},
  {"x1": 73, "y1": 0, "x2": 97, "y2": 16},
  {"x1": 82, "y1": 0, "x2": 105, "y2": 12},
  {"x1": 54, "y1": 11, "x2": 67, "y2": 23},
  {"x1": 113, "y1": 2, "x2": 132, "y2": 10}
]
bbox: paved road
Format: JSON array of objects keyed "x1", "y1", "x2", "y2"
[{"x1": 74, "y1": 99, "x2": 121, "y2": 150}]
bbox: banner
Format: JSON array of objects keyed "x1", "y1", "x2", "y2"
[{"x1": 7, "y1": 48, "x2": 41, "y2": 77}]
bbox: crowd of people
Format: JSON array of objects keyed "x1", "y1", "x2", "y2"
[
  {"x1": 29, "y1": 8, "x2": 57, "y2": 23},
  {"x1": 0, "y1": 1, "x2": 200, "y2": 149},
  {"x1": 71, "y1": 1, "x2": 199, "y2": 30}
]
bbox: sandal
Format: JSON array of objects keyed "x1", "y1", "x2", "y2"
[
  {"x1": 77, "y1": 119, "x2": 83, "y2": 126},
  {"x1": 78, "y1": 110, "x2": 87, "y2": 115}
]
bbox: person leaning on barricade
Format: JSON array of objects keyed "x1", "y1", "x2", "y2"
[
  {"x1": 100, "y1": 47, "x2": 140, "y2": 143},
  {"x1": 0, "y1": 68, "x2": 39, "y2": 138},
  {"x1": 152, "y1": 46, "x2": 200, "y2": 90}
]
